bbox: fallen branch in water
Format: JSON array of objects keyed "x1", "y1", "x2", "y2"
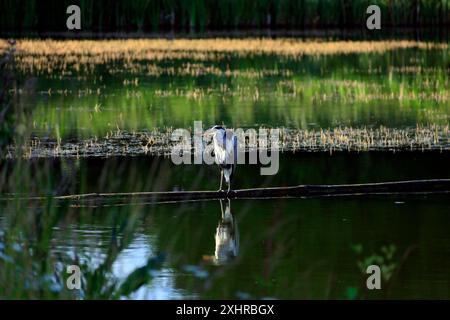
[{"x1": 1, "y1": 179, "x2": 449, "y2": 206}]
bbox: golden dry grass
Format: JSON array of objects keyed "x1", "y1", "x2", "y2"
[
  {"x1": 1, "y1": 38, "x2": 447, "y2": 58},
  {"x1": 2, "y1": 38, "x2": 447, "y2": 77}
]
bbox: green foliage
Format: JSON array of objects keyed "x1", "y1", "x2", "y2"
[
  {"x1": 117, "y1": 254, "x2": 165, "y2": 298},
  {"x1": 352, "y1": 243, "x2": 398, "y2": 282}
]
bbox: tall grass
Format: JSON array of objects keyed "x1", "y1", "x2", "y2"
[{"x1": 3, "y1": 39, "x2": 447, "y2": 58}]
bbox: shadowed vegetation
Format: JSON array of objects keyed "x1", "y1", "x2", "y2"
[{"x1": 0, "y1": 0, "x2": 449, "y2": 34}]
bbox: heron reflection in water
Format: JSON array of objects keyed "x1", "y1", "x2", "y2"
[{"x1": 206, "y1": 199, "x2": 239, "y2": 265}]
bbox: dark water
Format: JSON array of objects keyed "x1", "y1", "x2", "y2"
[
  {"x1": 43, "y1": 194, "x2": 450, "y2": 299},
  {"x1": 2, "y1": 152, "x2": 449, "y2": 299},
  {"x1": 53, "y1": 151, "x2": 450, "y2": 193}
]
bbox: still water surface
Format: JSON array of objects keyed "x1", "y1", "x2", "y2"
[{"x1": 2, "y1": 152, "x2": 448, "y2": 299}]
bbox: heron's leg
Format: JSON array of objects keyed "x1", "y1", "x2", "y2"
[
  {"x1": 218, "y1": 170, "x2": 223, "y2": 191},
  {"x1": 220, "y1": 199, "x2": 224, "y2": 218}
]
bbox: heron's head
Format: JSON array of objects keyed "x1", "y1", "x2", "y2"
[{"x1": 204, "y1": 125, "x2": 225, "y2": 139}]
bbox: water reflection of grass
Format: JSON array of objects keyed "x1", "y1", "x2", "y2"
[{"x1": 28, "y1": 87, "x2": 449, "y2": 140}]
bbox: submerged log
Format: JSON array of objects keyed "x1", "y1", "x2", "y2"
[{"x1": 2, "y1": 179, "x2": 449, "y2": 206}]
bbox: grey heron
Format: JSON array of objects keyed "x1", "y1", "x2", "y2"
[{"x1": 205, "y1": 125, "x2": 238, "y2": 193}]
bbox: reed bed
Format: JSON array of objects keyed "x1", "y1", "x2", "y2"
[
  {"x1": 9, "y1": 124, "x2": 449, "y2": 159},
  {"x1": 4, "y1": 39, "x2": 447, "y2": 56},
  {"x1": 1, "y1": 39, "x2": 448, "y2": 75}
]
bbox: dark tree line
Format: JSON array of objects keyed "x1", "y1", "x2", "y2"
[{"x1": 0, "y1": 0, "x2": 449, "y2": 34}]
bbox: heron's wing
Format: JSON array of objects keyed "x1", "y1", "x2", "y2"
[{"x1": 224, "y1": 132, "x2": 237, "y2": 166}]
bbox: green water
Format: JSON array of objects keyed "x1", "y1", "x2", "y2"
[{"x1": 26, "y1": 47, "x2": 449, "y2": 139}]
